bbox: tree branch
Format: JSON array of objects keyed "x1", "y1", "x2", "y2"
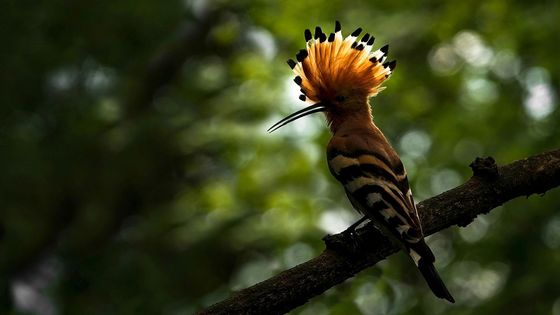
[{"x1": 198, "y1": 149, "x2": 560, "y2": 315}]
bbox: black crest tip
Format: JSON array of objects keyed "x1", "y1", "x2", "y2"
[
  {"x1": 380, "y1": 44, "x2": 389, "y2": 54},
  {"x1": 319, "y1": 33, "x2": 327, "y2": 43},
  {"x1": 296, "y1": 49, "x2": 308, "y2": 62},
  {"x1": 385, "y1": 60, "x2": 397, "y2": 70},
  {"x1": 369, "y1": 56, "x2": 378, "y2": 63},
  {"x1": 367, "y1": 36, "x2": 375, "y2": 46},
  {"x1": 294, "y1": 76, "x2": 302, "y2": 85},
  {"x1": 350, "y1": 27, "x2": 362, "y2": 37},
  {"x1": 314, "y1": 26, "x2": 323, "y2": 39},
  {"x1": 351, "y1": 42, "x2": 357, "y2": 49},
  {"x1": 299, "y1": 94, "x2": 306, "y2": 101},
  {"x1": 287, "y1": 59, "x2": 296, "y2": 69},
  {"x1": 356, "y1": 44, "x2": 364, "y2": 50},
  {"x1": 328, "y1": 33, "x2": 335, "y2": 42},
  {"x1": 304, "y1": 29, "x2": 312, "y2": 42},
  {"x1": 361, "y1": 33, "x2": 370, "y2": 43},
  {"x1": 334, "y1": 20, "x2": 341, "y2": 32}
]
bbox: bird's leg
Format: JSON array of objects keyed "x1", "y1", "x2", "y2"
[
  {"x1": 341, "y1": 216, "x2": 369, "y2": 252},
  {"x1": 323, "y1": 216, "x2": 369, "y2": 255},
  {"x1": 344, "y1": 216, "x2": 369, "y2": 235}
]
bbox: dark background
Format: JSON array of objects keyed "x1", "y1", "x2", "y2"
[{"x1": 1, "y1": 0, "x2": 559, "y2": 314}]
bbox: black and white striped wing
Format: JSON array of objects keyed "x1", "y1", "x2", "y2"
[
  {"x1": 327, "y1": 149, "x2": 422, "y2": 243},
  {"x1": 327, "y1": 148, "x2": 455, "y2": 302}
]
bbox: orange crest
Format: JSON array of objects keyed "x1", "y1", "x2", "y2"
[{"x1": 288, "y1": 21, "x2": 396, "y2": 103}]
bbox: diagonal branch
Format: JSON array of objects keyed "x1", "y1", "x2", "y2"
[{"x1": 198, "y1": 149, "x2": 560, "y2": 315}]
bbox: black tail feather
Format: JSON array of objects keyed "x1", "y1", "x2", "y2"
[
  {"x1": 417, "y1": 259, "x2": 455, "y2": 303},
  {"x1": 408, "y1": 240, "x2": 454, "y2": 303}
]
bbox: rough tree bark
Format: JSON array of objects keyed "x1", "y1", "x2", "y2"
[{"x1": 198, "y1": 149, "x2": 560, "y2": 315}]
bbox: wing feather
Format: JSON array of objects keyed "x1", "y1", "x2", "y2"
[{"x1": 328, "y1": 148, "x2": 422, "y2": 242}]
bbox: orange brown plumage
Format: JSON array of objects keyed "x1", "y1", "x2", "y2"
[{"x1": 287, "y1": 21, "x2": 396, "y2": 104}]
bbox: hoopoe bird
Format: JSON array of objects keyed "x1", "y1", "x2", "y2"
[{"x1": 268, "y1": 21, "x2": 455, "y2": 303}]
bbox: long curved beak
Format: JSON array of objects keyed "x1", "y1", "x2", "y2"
[{"x1": 267, "y1": 103, "x2": 326, "y2": 133}]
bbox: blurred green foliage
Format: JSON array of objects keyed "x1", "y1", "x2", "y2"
[{"x1": 1, "y1": 0, "x2": 559, "y2": 314}]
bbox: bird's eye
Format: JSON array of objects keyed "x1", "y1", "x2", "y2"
[{"x1": 335, "y1": 95, "x2": 345, "y2": 102}]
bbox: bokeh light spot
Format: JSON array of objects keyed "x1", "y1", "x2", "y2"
[
  {"x1": 318, "y1": 208, "x2": 359, "y2": 234},
  {"x1": 453, "y1": 31, "x2": 494, "y2": 68},
  {"x1": 247, "y1": 27, "x2": 277, "y2": 60},
  {"x1": 283, "y1": 242, "x2": 314, "y2": 268},
  {"x1": 428, "y1": 44, "x2": 462, "y2": 76},
  {"x1": 452, "y1": 261, "x2": 509, "y2": 304},
  {"x1": 399, "y1": 129, "x2": 432, "y2": 160},
  {"x1": 459, "y1": 216, "x2": 489, "y2": 243},
  {"x1": 542, "y1": 215, "x2": 560, "y2": 249},
  {"x1": 491, "y1": 50, "x2": 521, "y2": 80},
  {"x1": 522, "y1": 67, "x2": 556, "y2": 120},
  {"x1": 354, "y1": 282, "x2": 389, "y2": 315},
  {"x1": 430, "y1": 168, "x2": 462, "y2": 195},
  {"x1": 463, "y1": 77, "x2": 499, "y2": 105}
]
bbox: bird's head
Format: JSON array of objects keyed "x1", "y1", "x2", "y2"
[{"x1": 268, "y1": 21, "x2": 396, "y2": 133}]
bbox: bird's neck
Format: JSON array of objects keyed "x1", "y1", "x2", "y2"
[{"x1": 326, "y1": 102, "x2": 375, "y2": 135}]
